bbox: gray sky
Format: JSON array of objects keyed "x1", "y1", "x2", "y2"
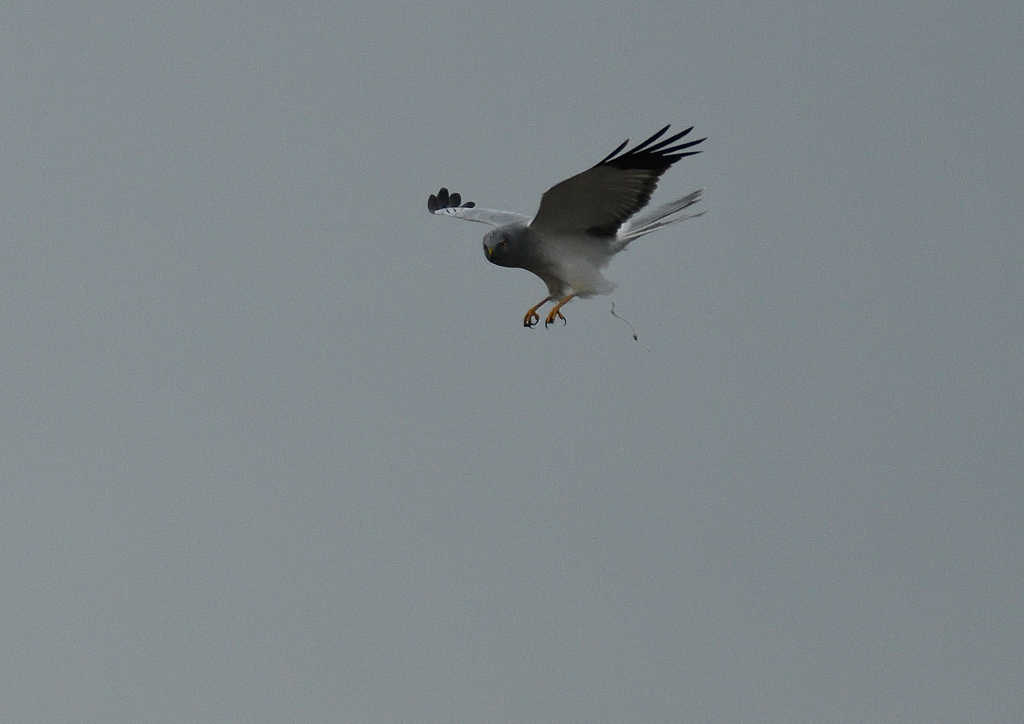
[{"x1": 1, "y1": 3, "x2": 1021, "y2": 722}]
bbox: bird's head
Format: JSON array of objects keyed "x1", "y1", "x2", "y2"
[{"x1": 483, "y1": 225, "x2": 531, "y2": 269}]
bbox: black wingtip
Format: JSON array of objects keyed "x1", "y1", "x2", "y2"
[
  {"x1": 644, "y1": 126, "x2": 694, "y2": 153},
  {"x1": 627, "y1": 124, "x2": 672, "y2": 154},
  {"x1": 427, "y1": 186, "x2": 476, "y2": 213},
  {"x1": 598, "y1": 138, "x2": 630, "y2": 165},
  {"x1": 598, "y1": 125, "x2": 705, "y2": 171}
]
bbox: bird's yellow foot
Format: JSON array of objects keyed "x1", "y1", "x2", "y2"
[
  {"x1": 544, "y1": 294, "x2": 577, "y2": 327},
  {"x1": 544, "y1": 309, "x2": 566, "y2": 327},
  {"x1": 523, "y1": 297, "x2": 552, "y2": 328}
]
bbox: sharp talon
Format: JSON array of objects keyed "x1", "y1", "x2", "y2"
[
  {"x1": 542, "y1": 293, "x2": 576, "y2": 328},
  {"x1": 544, "y1": 310, "x2": 566, "y2": 327},
  {"x1": 524, "y1": 300, "x2": 551, "y2": 328}
]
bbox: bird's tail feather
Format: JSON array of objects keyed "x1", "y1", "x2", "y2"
[{"x1": 615, "y1": 189, "x2": 704, "y2": 249}]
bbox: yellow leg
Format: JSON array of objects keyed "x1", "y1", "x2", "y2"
[
  {"x1": 545, "y1": 294, "x2": 577, "y2": 327},
  {"x1": 523, "y1": 296, "x2": 554, "y2": 328}
]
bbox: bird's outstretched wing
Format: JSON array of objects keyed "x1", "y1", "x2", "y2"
[
  {"x1": 427, "y1": 187, "x2": 530, "y2": 227},
  {"x1": 529, "y1": 125, "x2": 705, "y2": 237}
]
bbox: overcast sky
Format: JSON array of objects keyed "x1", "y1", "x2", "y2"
[{"x1": 1, "y1": 3, "x2": 1021, "y2": 722}]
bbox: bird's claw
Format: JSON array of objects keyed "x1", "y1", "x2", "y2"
[
  {"x1": 524, "y1": 311, "x2": 540, "y2": 328},
  {"x1": 544, "y1": 310, "x2": 567, "y2": 327}
]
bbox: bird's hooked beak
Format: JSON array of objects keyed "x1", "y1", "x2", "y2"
[{"x1": 484, "y1": 239, "x2": 506, "y2": 258}]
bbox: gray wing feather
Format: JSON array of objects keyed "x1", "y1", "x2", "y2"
[
  {"x1": 427, "y1": 187, "x2": 529, "y2": 227},
  {"x1": 529, "y1": 126, "x2": 705, "y2": 237},
  {"x1": 615, "y1": 189, "x2": 704, "y2": 248}
]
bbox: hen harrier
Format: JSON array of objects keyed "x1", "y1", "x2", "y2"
[{"x1": 428, "y1": 125, "x2": 705, "y2": 327}]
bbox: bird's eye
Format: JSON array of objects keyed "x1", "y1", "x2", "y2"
[{"x1": 499, "y1": 240, "x2": 507, "y2": 249}]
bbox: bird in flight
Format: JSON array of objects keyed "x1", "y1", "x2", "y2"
[{"x1": 428, "y1": 124, "x2": 705, "y2": 327}]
